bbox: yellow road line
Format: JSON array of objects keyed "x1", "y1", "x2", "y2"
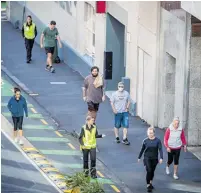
[
  {"x1": 67, "y1": 143, "x2": 76, "y2": 150},
  {"x1": 30, "y1": 108, "x2": 37, "y2": 114},
  {"x1": 97, "y1": 171, "x2": 104, "y2": 178},
  {"x1": 111, "y1": 185, "x2": 121, "y2": 192},
  {"x1": 55, "y1": 131, "x2": 63, "y2": 137},
  {"x1": 40, "y1": 119, "x2": 48, "y2": 125},
  {"x1": 42, "y1": 167, "x2": 59, "y2": 172}
]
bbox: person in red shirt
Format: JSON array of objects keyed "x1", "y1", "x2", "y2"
[{"x1": 164, "y1": 117, "x2": 187, "y2": 180}]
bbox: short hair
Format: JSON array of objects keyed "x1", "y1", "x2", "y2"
[
  {"x1": 91, "y1": 66, "x2": 99, "y2": 72},
  {"x1": 118, "y1": 82, "x2": 124, "y2": 86},
  {"x1": 14, "y1": 87, "x2": 21, "y2": 93},
  {"x1": 173, "y1": 117, "x2": 180, "y2": 122},
  {"x1": 147, "y1": 126, "x2": 155, "y2": 133},
  {"x1": 50, "y1": 20, "x2": 56, "y2": 25},
  {"x1": 86, "y1": 116, "x2": 94, "y2": 123},
  {"x1": 27, "y1": 15, "x2": 32, "y2": 19}
]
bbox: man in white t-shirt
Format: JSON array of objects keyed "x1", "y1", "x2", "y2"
[{"x1": 110, "y1": 82, "x2": 131, "y2": 145}]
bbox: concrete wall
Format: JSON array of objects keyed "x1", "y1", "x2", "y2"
[
  {"x1": 181, "y1": 1, "x2": 201, "y2": 21},
  {"x1": 94, "y1": 1, "x2": 160, "y2": 125},
  {"x1": 158, "y1": 8, "x2": 188, "y2": 128},
  {"x1": 9, "y1": 1, "x2": 92, "y2": 78},
  {"x1": 188, "y1": 37, "x2": 201, "y2": 146}
]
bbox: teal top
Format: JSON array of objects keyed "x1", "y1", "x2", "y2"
[{"x1": 43, "y1": 27, "x2": 59, "y2": 47}]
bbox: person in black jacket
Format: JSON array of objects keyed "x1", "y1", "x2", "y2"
[
  {"x1": 138, "y1": 127, "x2": 163, "y2": 192},
  {"x1": 79, "y1": 116, "x2": 105, "y2": 178},
  {"x1": 22, "y1": 15, "x2": 37, "y2": 63},
  {"x1": 7, "y1": 88, "x2": 28, "y2": 145}
]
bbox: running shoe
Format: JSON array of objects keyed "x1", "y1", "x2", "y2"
[
  {"x1": 116, "y1": 137, "x2": 120, "y2": 143},
  {"x1": 91, "y1": 175, "x2": 97, "y2": 179},
  {"x1": 14, "y1": 138, "x2": 18, "y2": 143},
  {"x1": 150, "y1": 184, "x2": 154, "y2": 189},
  {"x1": 173, "y1": 174, "x2": 179, "y2": 180},
  {"x1": 122, "y1": 138, "x2": 130, "y2": 145},
  {"x1": 50, "y1": 66, "x2": 55, "y2": 73},
  {"x1": 166, "y1": 166, "x2": 170, "y2": 175},
  {"x1": 147, "y1": 185, "x2": 152, "y2": 192},
  {"x1": 19, "y1": 139, "x2": 24, "y2": 145},
  {"x1": 45, "y1": 65, "x2": 50, "y2": 71}
]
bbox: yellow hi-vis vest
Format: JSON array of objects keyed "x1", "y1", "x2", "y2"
[
  {"x1": 24, "y1": 23, "x2": 35, "y2": 39},
  {"x1": 81, "y1": 125, "x2": 97, "y2": 149}
]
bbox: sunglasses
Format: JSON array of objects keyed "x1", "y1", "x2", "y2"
[{"x1": 118, "y1": 86, "x2": 124, "y2": 88}]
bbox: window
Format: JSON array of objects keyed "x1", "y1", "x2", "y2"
[{"x1": 84, "y1": 2, "x2": 95, "y2": 55}]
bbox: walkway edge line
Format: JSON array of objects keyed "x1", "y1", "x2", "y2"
[{"x1": 1, "y1": 129, "x2": 63, "y2": 193}]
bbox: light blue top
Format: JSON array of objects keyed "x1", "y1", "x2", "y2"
[{"x1": 111, "y1": 90, "x2": 130, "y2": 113}]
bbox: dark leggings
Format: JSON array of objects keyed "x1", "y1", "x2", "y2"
[
  {"x1": 82, "y1": 148, "x2": 96, "y2": 175},
  {"x1": 167, "y1": 149, "x2": 181, "y2": 165},
  {"x1": 12, "y1": 116, "x2": 23, "y2": 131},
  {"x1": 144, "y1": 159, "x2": 158, "y2": 184}
]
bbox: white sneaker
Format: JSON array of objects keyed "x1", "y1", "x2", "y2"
[
  {"x1": 14, "y1": 138, "x2": 19, "y2": 143},
  {"x1": 166, "y1": 166, "x2": 170, "y2": 175},
  {"x1": 19, "y1": 139, "x2": 24, "y2": 145},
  {"x1": 173, "y1": 174, "x2": 179, "y2": 180}
]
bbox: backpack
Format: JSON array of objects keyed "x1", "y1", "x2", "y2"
[{"x1": 55, "y1": 56, "x2": 61, "y2": 64}]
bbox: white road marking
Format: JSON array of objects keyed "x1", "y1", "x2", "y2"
[{"x1": 50, "y1": 82, "x2": 66, "y2": 85}]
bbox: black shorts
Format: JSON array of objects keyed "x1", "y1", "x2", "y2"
[
  {"x1": 45, "y1": 47, "x2": 55, "y2": 55},
  {"x1": 12, "y1": 116, "x2": 23, "y2": 131},
  {"x1": 167, "y1": 149, "x2": 181, "y2": 165},
  {"x1": 87, "y1": 101, "x2": 99, "y2": 112}
]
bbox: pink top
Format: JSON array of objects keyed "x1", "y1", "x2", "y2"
[{"x1": 164, "y1": 127, "x2": 187, "y2": 149}]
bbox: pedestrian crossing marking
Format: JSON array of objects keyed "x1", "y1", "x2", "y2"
[
  {"x1": 55, "y1": 131, "x2": 63, "y2": 137},
  {"x1": 23, "y1": 147, "x2": 37, "y2": 151},
  {"x1": 40, "y1": 149, "x2": 82, "y2": 156},
  {"x1": 27, "y1": 137, "x2": 69, "y2": 142},
  {"x1": 97, "y1": 171, "x2": 105, "y2": 178},
  {"x1": 67, "y1": 143, "x2": 76, "y2": 150},
  {"x1": 40, "y1": 119, "x2": 48, "y2": 125},
  {"x1": 111, "y1": 185, "x2": 120, "y2": 192},
  {"x1": 30, "y1": 108, "x2": 37, "y2": 113},
  {"x1": 24, "y1": 124, "x2": 54, "y2": 130}
]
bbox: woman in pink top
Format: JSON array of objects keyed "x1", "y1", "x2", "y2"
[{"x1": 164, "y1": 117, "x2": 187, "y2": 180}]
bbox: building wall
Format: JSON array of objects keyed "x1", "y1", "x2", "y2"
[
  {"x1": 104, "y1": 1, "x2": 160, "y2": 125},
  {"x1": 158, "y1": 8, "x2": 188, "y2": 128},
  {"x1": 181, "y1": 1, "x2": 201, "y2": 21},
  {"x1": 188, "y1": 37, "x2": 201, "y2": 145}
]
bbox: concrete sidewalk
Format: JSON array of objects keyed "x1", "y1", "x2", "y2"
[{"x1": 2, "y1": 21, "x2": 201, "y2": 193}]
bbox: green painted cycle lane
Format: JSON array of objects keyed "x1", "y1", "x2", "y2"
[{"x1": 1, "y1": 76, "x2": 122, "y2": 192}]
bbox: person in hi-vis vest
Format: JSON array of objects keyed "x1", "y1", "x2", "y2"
[
  {"x1": 79, "y1": 116, "x2": 106, "y2": 178},
  {"x1": 22, "y1": 15, "x2": 37, "y2": 63}
]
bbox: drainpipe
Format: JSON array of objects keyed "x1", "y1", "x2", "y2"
[{"x1": 183, "y1": 13, "x2": 191, "y2": 142}]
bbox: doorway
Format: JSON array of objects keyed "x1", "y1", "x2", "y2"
[{"x1": 105, "y1": 13, "x2": 126, "y2": 90}]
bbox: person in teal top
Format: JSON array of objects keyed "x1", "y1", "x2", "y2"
[{"x1": 40, "y1": 20, "x2": 62, "y2": 73}]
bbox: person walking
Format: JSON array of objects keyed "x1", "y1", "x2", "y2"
[
  {"x1": 164, "y1": 117, "x2": 187, "y2": 180},
  {"x1": 40, "y1": 20, "x2": 62, "y2": 73},
  {"x1": 79, "y1": 116, "x2": 105, "y2": 178},
  {"x1": 82, "y1": 66, "x2": 105, "y2": 122},
  {"x1": 7, "y1": 88, "x2": 28, "y2": 145},
  {"x1": 138, "y1": 127, "x2": 163, "y2": 192},
  {"x1": 22, "y1": 15, "x2": 37, "y2": 63},
  {"x1": 110, "y1": 82, "x2": 131, "y2": 145}
]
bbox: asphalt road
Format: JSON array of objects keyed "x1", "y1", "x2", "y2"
[
  {"x1": 1, "y1": 21, "x2": 201, "y2": 193},
  {"x1": 1, "y1": 132, "x2": 59, "y2": 193}
]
